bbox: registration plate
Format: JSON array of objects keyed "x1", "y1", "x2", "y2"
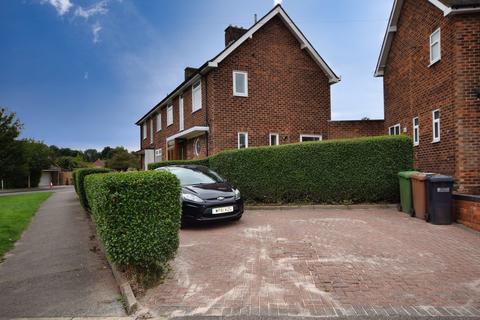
[{"x1": 212, "y1": 206, "x2": 234, "y2": 215}]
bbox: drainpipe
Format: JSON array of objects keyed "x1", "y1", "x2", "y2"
[{"x1": 204, "y1": 75, "x2": 209, "y2": 157}]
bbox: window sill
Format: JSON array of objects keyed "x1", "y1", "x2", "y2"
[
  {"x1": 432, "y1": 139, "x2": 441, "y2": 144},
  {"x1": 234, "y1": 94, "x2": 248, "y2": 98},
  {"x1": 167, "y1": 124, "x2": 173, "y2": 127},
  {"x1": 414, "y1": 143, "x2": 419, "y2": 147},
  {"x1": 192, "y1": 108, "x2": 202, "y2": 114},
  {"x1": 428, "y1": 59, "x2": 440, "y2": 68}
]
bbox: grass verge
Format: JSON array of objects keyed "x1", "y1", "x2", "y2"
[{"x1": 0, "y1": 192, "x2": 52, "y2": 259}]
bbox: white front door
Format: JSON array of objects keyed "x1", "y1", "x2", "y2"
[{"x1": 179, "y1": 95, "x2": 184, "y2": 131}]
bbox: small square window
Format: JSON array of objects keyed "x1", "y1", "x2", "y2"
[
  {"x1": 233, "y1": 71, "x2": 248, "y2": 97},
  {"x1": 388, "y1": 124, "x2": 400, "y2": 136},
  {"x1": 167, "y1": 105, "x2": 173, "y2": 126},
  {"x1": 238, "y1": 132, "x2": 248, "y2": 149},
  {"x1": 269, "y1": 133, "x2": 279, "y2": 146}
]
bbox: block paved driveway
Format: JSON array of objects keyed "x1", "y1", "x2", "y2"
[{"x1": 141, "y1": 207, "x2": 480, "y2": 318}]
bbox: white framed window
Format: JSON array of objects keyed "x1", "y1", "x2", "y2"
[
  {"x1": 430, "y1": 28, "x2": 441, "y2": 65},
  {"x1": 156, "y1": 113, "x2": 162, "y2": 132},
  {"x1": 154, "y1": 148, "x2": 162, "y2": 162},
  {"x1": 167, "y1": 105, "x2": 173, "y2": 126},
  {"x1": 192, "y1": 81, "x2": 202, "y2": 112},
  {"x1": 269, "y1": 133, "x2": 279, "y2": 146},
  {"x1": 149, "y1": 119, "x2": 154, "y2": 144},
  {"x1": 142, "y1": 123, "x2": 147, "y2": 140},
  {"x1": 233, "y1": 71, "x2": 248, "y2": 97},
  {"x1": 432, "y1": 109, "x2": 441, "y2": 143},
  {"x1": 179, "y1": 95, "x2": 184, "y2": 131},
  {"x1": 194, "y1": 138, "x2": 201, "y2": 157},
  {"x1": 413, "y1": 117, "x2": 419, "y2": 146},
  {"x1": 300, "y1": 134, "x2": 322, "y2": 142},
  {"x1": 388, "y1": 124, "x2": 400, "y2": 135},
  {"x1": 238, "y1": 132, "x2": 248, "y2": 149}
]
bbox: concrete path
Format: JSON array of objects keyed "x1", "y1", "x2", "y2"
[
  {"x1": 0, "y1": 185, "x2": 73, "y2": 196},
  {"x1": 0, "y1": 189, "x2": 125, "y2": 318}
]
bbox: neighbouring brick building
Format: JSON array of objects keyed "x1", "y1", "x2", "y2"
[
  {"x1": 375, "y1": 0, "x2": 480, "y2": 229},
  {"x1": 136, "y1": 5, "x2": 385, "y2": 170}
]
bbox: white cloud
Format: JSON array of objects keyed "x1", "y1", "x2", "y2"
[
  {"x1": 92, "y1": 22, "x2": 102, "y2": 43},
  {"x1": 75, "y1": 0, "x2": 108, "y2": 19},
  {"x1": 84, "y1": 72, "x2": 89, "y2": 80},
  {"x1": 42, "y1": 0, "x2": 73, "y2": 15},
  {"x1": 274, "y1": 0, "x2": 283, "y2": 6}
]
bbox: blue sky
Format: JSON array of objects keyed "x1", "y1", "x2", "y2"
[{"x1": 0, "y1": 0, "x2": 393, "y2": 151}]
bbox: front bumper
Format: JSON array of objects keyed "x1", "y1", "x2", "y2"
[{"x1": 182, "y1": 198, "x2": 244, "y2": 222}]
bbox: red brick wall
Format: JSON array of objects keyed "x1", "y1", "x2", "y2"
[
  {"x1": 383, "y1": 0, "x2": 457, "y2": 176},
  {"x1": 454, "y1": 14, "x2": 480, "y2": 195},
  {"x1": 455, "y1": 196, "x2": 480, "y2": 231},
  {"x1": 328, "y1": 120, "x2": 385, "y2": 140},
  {"x1": 206, "y1": 16, "x2": 332, "y2": 155}
]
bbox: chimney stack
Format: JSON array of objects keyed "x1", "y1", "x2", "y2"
[
  {"x1": 225, "y1": 25, "x2": 247, "y2": 47},
  {"x1": 184, "y1": 67, "x2": 198, "y2": 80}
]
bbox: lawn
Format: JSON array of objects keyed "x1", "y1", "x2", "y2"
[{"x1": 0, "y1": 192, "x2": 52, "y2": 259}]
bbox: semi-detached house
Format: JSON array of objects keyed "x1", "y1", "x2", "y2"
[
  {"x1": 136, "y1": 5, "x2": 385, "y2": 170},
  {"x1": 376, "y1": 0, "x2": 480, "y2": 229}
]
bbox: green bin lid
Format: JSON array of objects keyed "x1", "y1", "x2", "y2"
[{"x1": 398, "y1": 171, "x2": 420, "y2": 178}]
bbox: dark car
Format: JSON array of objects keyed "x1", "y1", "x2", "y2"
[{"x1": 155, "y1": 165, "x2": 244, "y2": 224}]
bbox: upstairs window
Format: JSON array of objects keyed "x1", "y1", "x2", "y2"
[
  {"x1": 389, "y1": 124, "x2": 400, "y2": 135},
  {"x1": 167, "y1": 105, "x2": 173, "y2": 126},
  {"x1": 233, "y1": 71, "x2": 248, "y2": 97},
  {"x1": 430, "y1": 28, "x2": 441, "y2": 65},
  {"x1": 238, "y1": 132, "x2": 248, "y2": 149},
  {"x1": 192, "y1": 81, "x2": 202, "y2": 112},
  {"x1": 413, "y1": 117, "x2": 419, "y2": 146},
  {"x1": 269, "y1": 133, "x2": 279, "y2": 146},
  {"x1": 156, "y1": 113, "x2": 162, "y2": 132},
  {"x1": 149, "y1": 119, "x2": 154, "y2": 144},
  {"x1": 432, "y1": 109, "x2": 441, "y2": 143},
  {"x1": 300, "y1": 134, "x2": 322, "y2": 142},
  {"x1": 142, "y1": 123, "x2": 147, "y2": 140}
]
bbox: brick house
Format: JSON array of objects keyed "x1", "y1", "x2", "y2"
[
  {"x1": 375, "y1": 0, "x2": 480, "y2": 228},
  {"x1": 136, "y1": 5, "x2": 390, "y2": 169}
]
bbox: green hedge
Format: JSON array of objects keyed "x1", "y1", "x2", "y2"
[
  {"x1": 151, "y1": 136, "x2": 412, "y2": 204},
  {"x1": 74, "y1": 168, "x2": 112, "y2": 209},
  {"x1": 84, "y1": 171, "x2": 181, "y2": 278},
  {"x1": 148, "y1": 158, "x2": 209, "y2": 170}
]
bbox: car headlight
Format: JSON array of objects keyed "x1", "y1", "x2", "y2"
[
  {"x1": 234, "y1": 189, "x2": 241, "y2": 200},
  {"x1": 182, "y1": 192, "x2": 204, "y2": 203}
]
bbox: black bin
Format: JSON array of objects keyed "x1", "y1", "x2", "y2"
[{"x1": 426, "y1": 175, "x2": 454, "y2": 225}]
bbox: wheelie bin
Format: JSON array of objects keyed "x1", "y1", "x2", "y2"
[
  {"x1": 426, "y1": 175, "x2": 454, "y2": 225},
  {"x1": 398, "y1": 171, "x2": 419, "y2": 214},
  {"x1": 411, "y1": 172, "x2": 435, "y2": 220}
]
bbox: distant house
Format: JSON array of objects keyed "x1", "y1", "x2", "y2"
[
  {"x1": 93, "y1": 159, "x2": 105, "y2": 168},
  {"x1": 375, "y1": 0, "x2": 480, "y2": 229},
  {"x1": 136, "y1": 5, "x2": 384, "y2": 169}
]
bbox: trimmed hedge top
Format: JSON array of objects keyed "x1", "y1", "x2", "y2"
[
  {"x1": 84, "y1": 171, "x2": 181, "y2": 270},
  {"x1": 73, "y1": 168, "x2": 112, "y2": 209},
  {"x1": 149, "y1": 135, "x2": 413, "y2": 204}
]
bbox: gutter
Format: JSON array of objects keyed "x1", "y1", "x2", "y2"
[{"x1": 448, "y1": 7, "x2": 480, "y2": 15}]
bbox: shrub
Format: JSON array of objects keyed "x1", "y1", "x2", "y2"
[
  {"x1": 148, "y1": 158, "x2": 209, "y2": 170},
  {"x1": 206, "y1": 135, "x2": 412, "y2": 203},
  {"x1": 84, "y1": 171, "x2": 181, "y2": 284},
  {"x1": 74, "y1": 168, "x2": 112, "y2": 209}
]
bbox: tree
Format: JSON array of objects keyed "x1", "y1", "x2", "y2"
[
  {"x1": 0, "y1": 108, "x2": 23, "y2": 186},
  {"x1": 100, "y1": 146, "x2": 114, "y2": 160},
  {"x1": 106, "y1": 149, "x2": 139, "y2": 171},
  {"x1": 21, "y1": 140, "x2": 52, "y2": 187},
  {"x1": 56, "y1": 156, "x2": 90, "y2": 171},
  {"x1": 83, "y1": 149, "x2": 99, "y2": 162}
]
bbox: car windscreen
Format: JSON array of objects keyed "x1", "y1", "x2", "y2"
[{"x1": 164, "y1": 167, "x2": 224, "y2": 186}]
